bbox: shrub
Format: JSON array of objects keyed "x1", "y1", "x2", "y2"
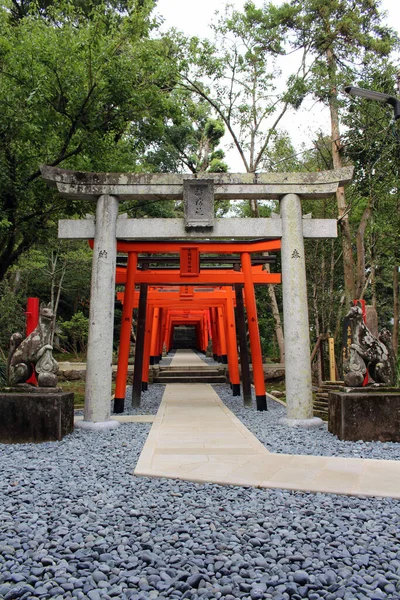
[{"x1": 58, "y1": 312, "x2": 89, "y2": 359}]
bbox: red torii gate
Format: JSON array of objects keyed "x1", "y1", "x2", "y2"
[
  {"x1": 113, "y1": 239, "x2": 281, "y2": 412},
  {"x1": 116, "y1": 286, "x2": 240, "y2": 402}
]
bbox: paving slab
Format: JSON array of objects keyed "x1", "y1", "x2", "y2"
[
  {"x1": 134, "y1": 367, "x2": 400, "y2": 498},
  {"x1": 169, "y1": 348, "x2": 212, "y2": 369}
]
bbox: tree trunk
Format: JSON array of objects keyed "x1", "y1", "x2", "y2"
[
  {"x1": 312, "y1": 283, "x2": 322, "y2": 386},
  {"x1": 355, "y1": 196, "x2": 372, "y2": 299},
  {"x1": 370, "y1": 238, "x2": 377, "y2": 309},
  {"x1": 267, "y1": 284, "x2": 285, "y2": 363},
  {"x1": 327, "y1": 47, "x2": 355, "y2": 305}
]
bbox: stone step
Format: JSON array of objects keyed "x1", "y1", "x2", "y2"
[
  {"x1": 319, "y1": 383, "x2": 343, "y2": 391},
  {"x1": 314, "y1": 402, "x2": 328, "y2": 411},
  {"x1": 157, "y1": 369, "x2": 222, "y2": 377},
  {"x1": 154, "y1": 375, "x2": 227, "y2": 384}
]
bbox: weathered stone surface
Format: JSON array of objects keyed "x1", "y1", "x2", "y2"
[
  {"x1": 61, "y1": 369, "x2": 86, "y2": 381},
  {"x1": 342, "y1": 306, "x2": 395, "y2": 387},
  {"x1": 328, "y1": 390, "x2": 400, "y2": 442},
  {"x1": 0, "y1": 392, "x2": 74, "y2": 443},
  {"x1": 183, "y1": 179, "x2": 214, "y2": 228},
  {"x1": 57, "y1": 364, "x2": 134, "y2": 382},
  {"x1": 239, "y1": 364, "x2": 285, "y2": 382},
  {"x1": 366, "y1": 305, "x2": 379, "y2": 338},
  {"x1": 8, "y1": 303, "x2": 58, "y2": 387},
  {"x1": 84, "y1": 194, "x2": 118, "y2": 423},
  {"x1": 59, "y1": 216, "x2": 337, "y2": 240},
  {"x1": 280, "y1": 193, "x2": 313, "y2": 420},
  {"x1": 42, "y1": 165, "x2": 353, "y2": 201}
]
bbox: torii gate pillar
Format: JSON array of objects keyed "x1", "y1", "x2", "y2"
[
  {"x1": 42, "y1": 166, "x2": 353, "y2": 430},
  {"x1": 280, "y1": 194, "x2": 320, "y2": 426},
  {"x1": 76, "y1": 194, "x2": 120, "y2": 430}
]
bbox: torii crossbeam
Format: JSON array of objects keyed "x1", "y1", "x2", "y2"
[{"x1": 41, "y1": 166, "x2": 353, "y2": 430}]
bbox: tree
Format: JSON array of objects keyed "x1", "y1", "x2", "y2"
[
  {"x1": 271, "y1": 0, "x2": 399, "y2": 304},
  {"x1": 342, "y1": 62, "x2": 400, "y2": 353},
  {"x1": 175, "y1": 3, "x2": 303, "y2": 215},
  {"x1": 171, "y1": 4, "x2": 308, "y2": 361},
  {"x1": 144, "y1": 90, "x2": 228, "y2": 174},
  {"x1": 0, "y1": 0, "x2": 178, "y2": 283}
]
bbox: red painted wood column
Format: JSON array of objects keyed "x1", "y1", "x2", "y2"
[
  {"x1": 241, "y1": 252, "x2": 267, "y2": 411},
  {"x1": 167, "y1": 313, "x2": 174, "y2": 351},
  {"x1": 217, "y1": 306, "x2": 228, "y2": 364},
  {"x1": 114, "y1": 253, "x2": 137, "y2": 413},
  {"x1": 224, "y1": 288, "x2": 241, "y2": 396},
  {"x1": 25, "y1": 297, "x2": 39, "y2": 385},
  {"x1": 210, "y1": 307, "x2": 218, "y2": 361},
  {"x1": 160, "y1": 308, "x2": 168, "y2": 357},
  {"x1": 156, "y1": 307, "x2": 164, "y2": 362},
  {"x1": 203, "y1": 311, "x2": 209, "y2": 353},
  {"x1": 149, "y1": 306, "x2": 160, "y2": 365}
]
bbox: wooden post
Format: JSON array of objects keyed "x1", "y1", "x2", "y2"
[
  {"x1": 235, "y1": 283, "x2": 252, "y2": 406},
  {"x1": 210, "y1": 307, "x2": 218, "y2": 361},
  {"x1": 114, "y1": 253, "x2": 137, "y2": 413},
  {"x1": 142, "y1": 305, "x2": 153, "y2": 391},
  {"x1": 224, "y1": 288, "x2": 240, "y2": 396},
  {"x1": 328, "y1": 337, "x2": 336, "y2": 382},
  {"x1": 241, "y1": 252, "x2": 267, "y2": 411},
  {"x1": 149, "y1": 306, "x2": 160, "y2": 365},
  {"x1": 132, "y1": 283, "x2": 148, "y2": 407},
  {"x1": 217, "y1": 306, "x2": 228, "y2": 364}
]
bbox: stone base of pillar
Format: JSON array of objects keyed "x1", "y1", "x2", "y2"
[
  {"x1": 75, "y1": 419, "x2": 120, "y2": 430},
  {"x1": 278, "y1": 417, "x2": 323, "y2": 429}
]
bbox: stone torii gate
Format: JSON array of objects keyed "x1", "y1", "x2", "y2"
[{"x1": 41, "y1": 166, "x2": 353, "y2": 430}]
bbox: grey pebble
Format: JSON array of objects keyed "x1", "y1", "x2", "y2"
[{"x1": 0, "y1": 376, "x2": 399, "y2": 600}]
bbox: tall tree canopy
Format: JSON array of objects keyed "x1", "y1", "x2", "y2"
[
  {"x1": 0, "y1": 0, "x2": 177, "y2": 282},
  {"x1": 274, "y1": 0, "x2": 399, "y2": 303}
]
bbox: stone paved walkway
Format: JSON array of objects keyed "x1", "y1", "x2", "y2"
[{"x1": 134, "y1": 350, "x2": 400, "y2": 498}]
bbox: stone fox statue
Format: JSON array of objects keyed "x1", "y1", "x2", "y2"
[
  {"x1": 343, "y1": 305, "x2": 396, "y2": 387},
  {"x1": 7, "y1": 303, "x2": 58, "y2": 387}
]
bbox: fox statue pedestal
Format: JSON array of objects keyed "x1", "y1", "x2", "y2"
[
  {"x1": 0, "y1": 387, "x2": 74, "y2": 443},
  {"x1": 3, "y1": 303, "x2": 74, "y2": 443},
  {"x1": 328, "y1": 387, "x2": 400, "y2": 442}
]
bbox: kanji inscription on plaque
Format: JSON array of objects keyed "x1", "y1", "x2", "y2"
[{"x1": 183, "y1": 179, "x2": 214, "y2": 228}]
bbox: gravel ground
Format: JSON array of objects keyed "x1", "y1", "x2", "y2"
[{"x1": 1, "y1": 370, "x2": 400, "y2": 600}]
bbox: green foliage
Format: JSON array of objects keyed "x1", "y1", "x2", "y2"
[
  {"x1": 174, "y1": 3, "x2": 294, "y2": 176},
  {"x1": 341, "y1": 61, "x2": 400, "y2": 324},
  {"x1": 277, "y1": 0, "x2": 399, "y2": 101},
  {"x1": 143, "y1": 87, "x2": 228, "y2": 174},
  {"x1": 11, "y1": 241, "x2": 93, "y2": 320},
  {"x1": 0, "y1": 278, "x2": 25, "y2": 354},
  {"x1": 0, "y1": 0, "x2": 178, "y2": 283},
  {"x1": 0, "y1": 353, "x2": 6, "y2": 386},
  {"x1": 256, "y1": 286, "x2": 282, "y2": 361},
  {"x1": 58, "y1": 311, "x2": 89, "y2": 357}
]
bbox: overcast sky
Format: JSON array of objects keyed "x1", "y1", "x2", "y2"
[
  {"x1": 156, "y1": 0, "x2": 399, "y2": 39},
  {"x1": 155, "y1": 0, "x2": 400, "y2": 171}
]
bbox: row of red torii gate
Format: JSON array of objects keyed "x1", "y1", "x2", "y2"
[
  {"x1": 113, "y1": 239, "x2": 281, "y2": 413},
  {"x1": 41, "y1": 166, "x2": 353, "y2": 430}
]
